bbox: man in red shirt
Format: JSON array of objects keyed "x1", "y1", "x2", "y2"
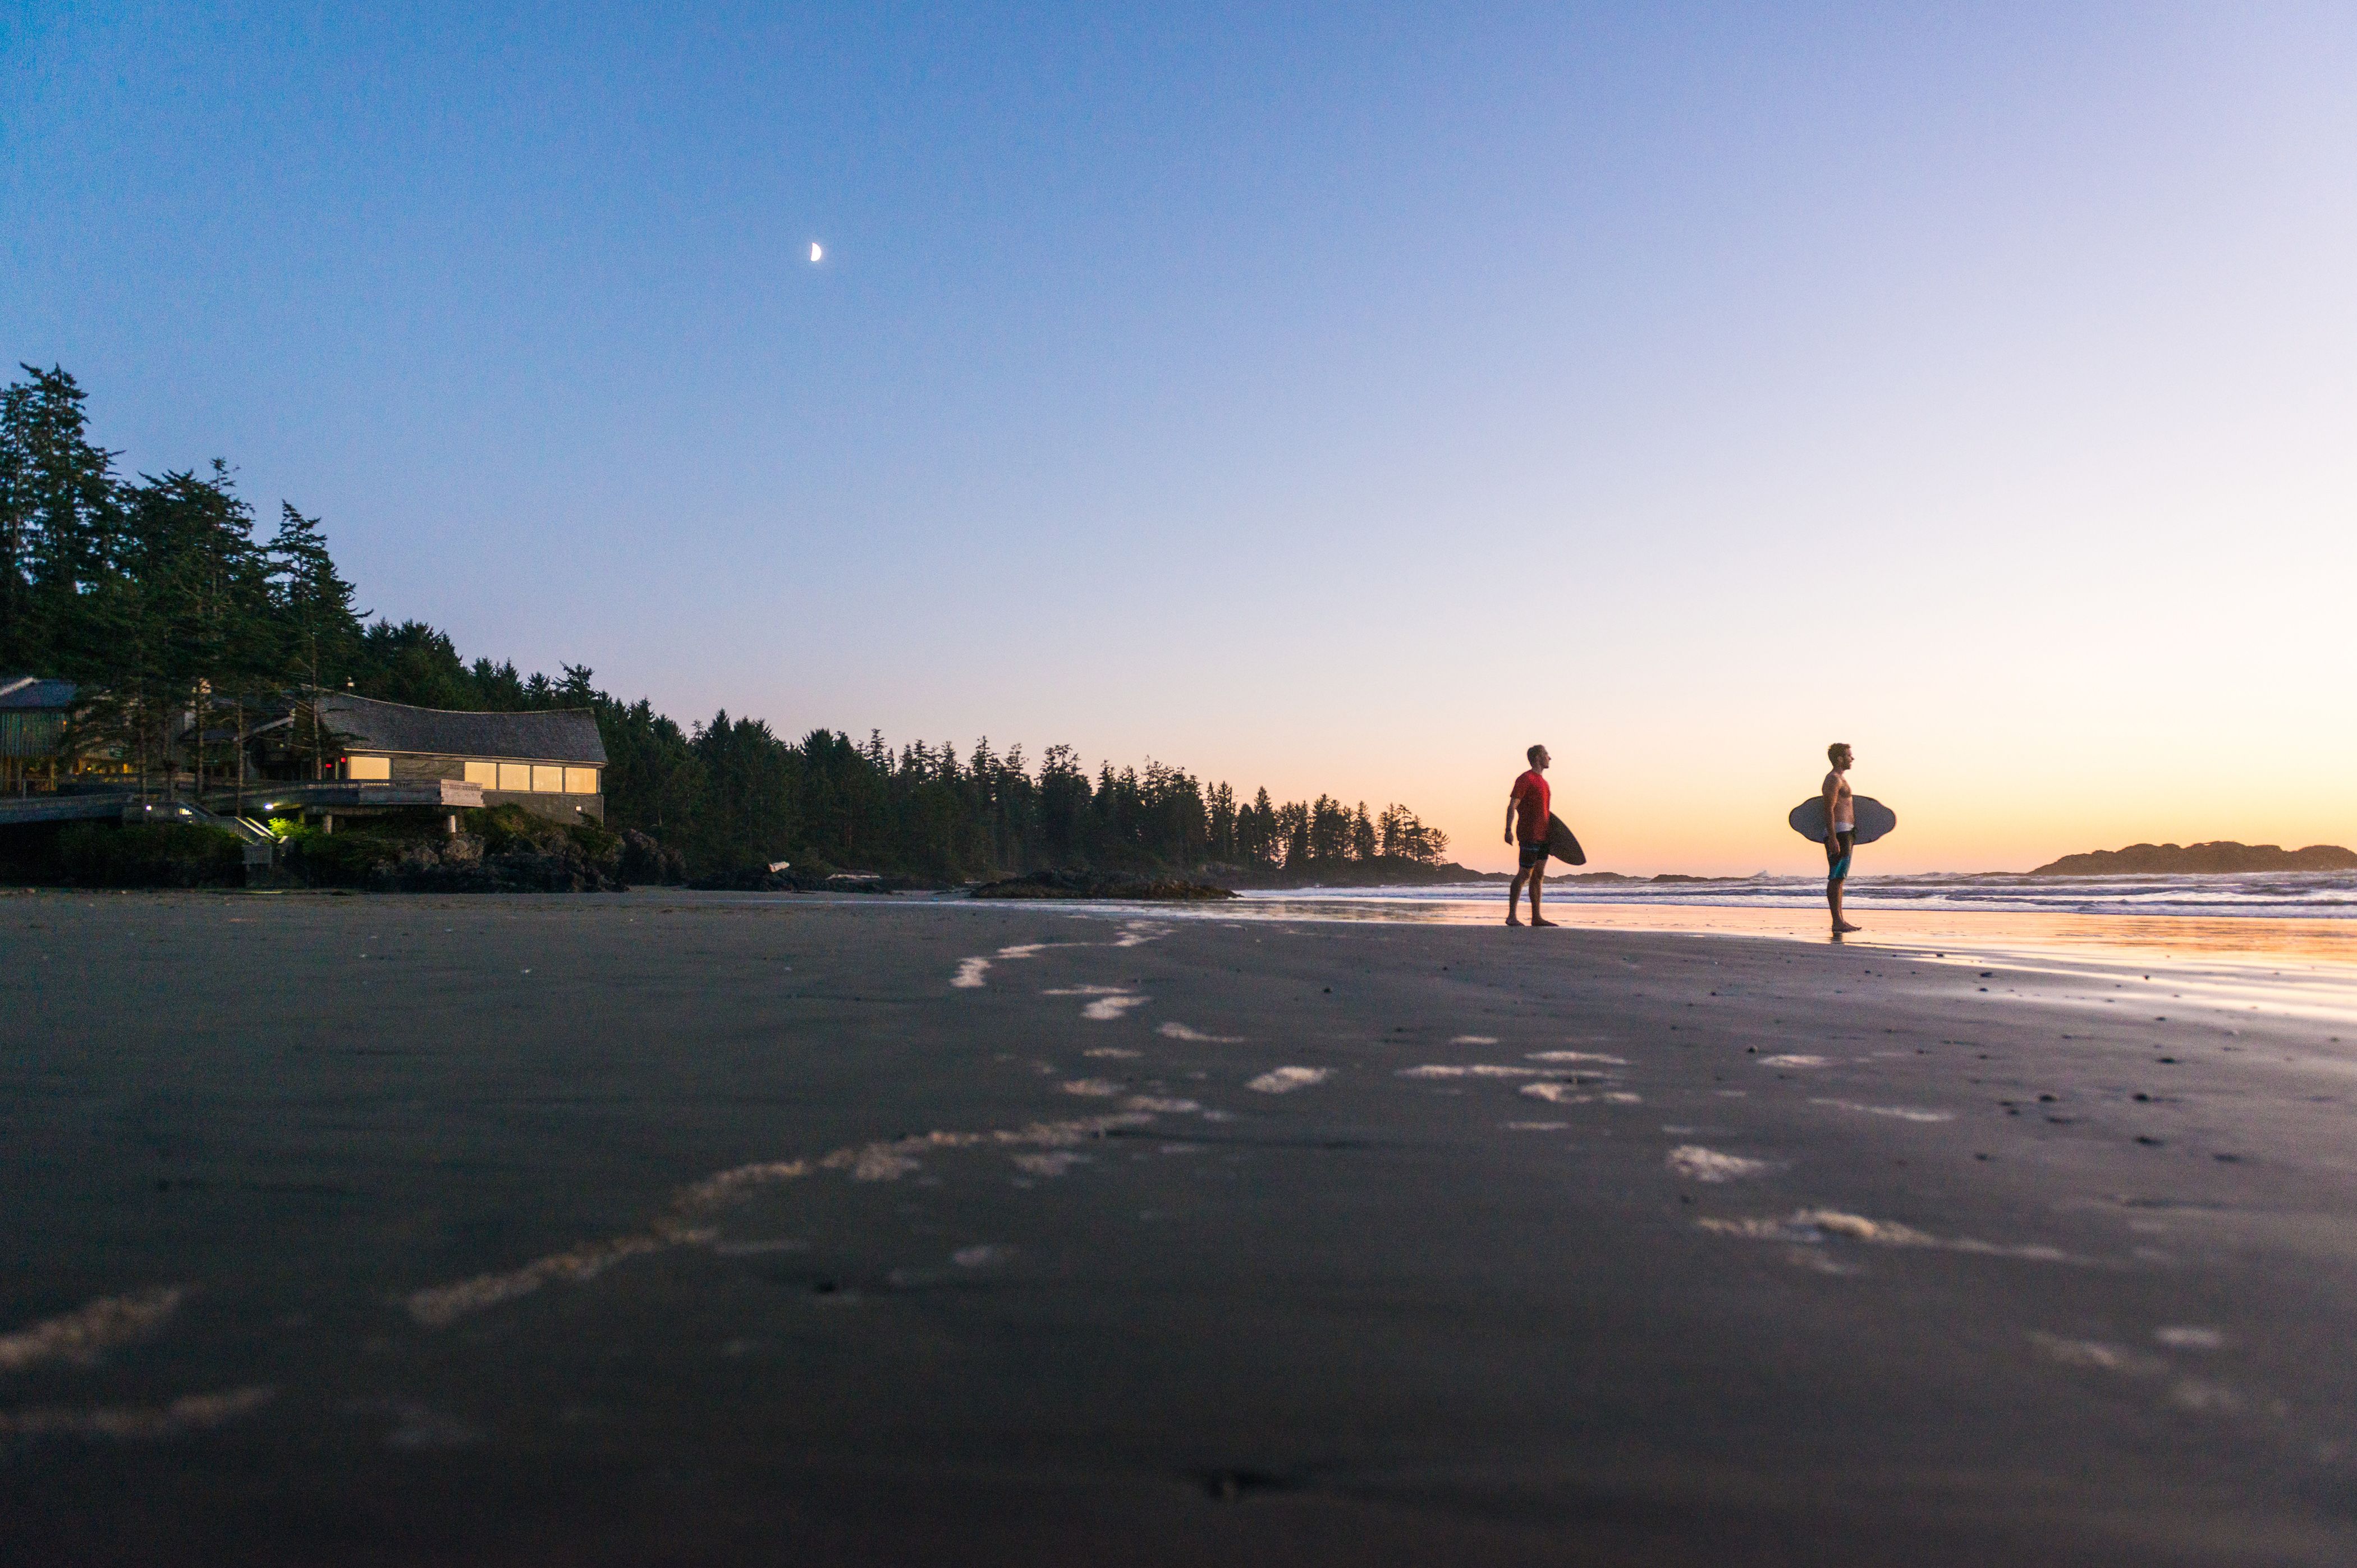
[{"x1": 1504, "y1": 744, "x2": 1556, "y2": 928}]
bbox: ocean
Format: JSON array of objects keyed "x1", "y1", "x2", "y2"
[
  {"x1": 1205, "y1": 873, "x2": 2357, "y2": 1007},
  {"x1": 1241, "y1": 871, "x2": 2357, "y2": 921}
]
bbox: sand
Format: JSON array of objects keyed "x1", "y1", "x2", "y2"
[{"x1": 3, "y1": 890, "x2": 2354, "y2": 1565}]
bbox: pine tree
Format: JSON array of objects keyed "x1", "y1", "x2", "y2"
[
  {"x1": 0, "y1": 365, "x2": 122, "y2": 671},
  {"x1": 1245, "y1": 786, "x2": 1276, "y2": 865},
  {"x1": 268, "y1": 503, "x2": 364, "y2": 790},
  {"x1": 4, "y1": 365, "x2": 1465, "y2": 878},
  {"x1": 1207, "y1": 781, "x2": 1237, "y2": 861},
  {"x1": 1276, "y1": 800, "x2": 1310, "y2": 868}
]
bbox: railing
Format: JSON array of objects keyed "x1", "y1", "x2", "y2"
[{"x1": 1, "y1": 778, "x2": 493, "y2": 829}]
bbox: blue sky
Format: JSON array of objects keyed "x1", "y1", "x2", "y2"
[{"x1": 6, "y1": 3, "x2": 2354, "y2": 870}]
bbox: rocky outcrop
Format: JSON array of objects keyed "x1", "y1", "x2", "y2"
[
  {"x1": 360, "y1": 829, "x2": 625, "y2": 892},
  {"x1": 54, "y1": 822, "x2": 244, "y2": 888},
  {"x1": 970, "y1": 870, "x2": 1237, "y2": 901},
  {"x1": 287, "y1": 805, "x2": 626, "y2": 892},
  {"x1": 1208, "y1": 857, "x2": 1496, "y2": 888},
  {"x1": 619, "y1": 829, "x2": 686, "y2": 886},
  {"x1": 686, "y1": 864, "x2": 933, "y2": 893},
  {"x1": 2029, "y1": 841, "x2": 2357, "y2": 877}
]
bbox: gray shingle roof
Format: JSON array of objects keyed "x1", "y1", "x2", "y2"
[
  {"x1": 0, "y1": 677, "x2": 79, "y2": 711},
  {"x1": 319, "y1": 694, "x2": 607, "y2": 764}
]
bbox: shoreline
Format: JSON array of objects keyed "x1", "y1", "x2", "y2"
[
  {"x1": 635, "y1": 885, "x2": 2357, "y2": 987},
  {"x1": 20, "y1": 878, "x2": 2357, "y2": 991},
  {"x1": 25, "y1": 877, "x2": 2357, "y2": 997}
]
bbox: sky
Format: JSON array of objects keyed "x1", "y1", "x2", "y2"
[{"x1": 4, "y1": 2, "x2": 2354, "y2": 874}]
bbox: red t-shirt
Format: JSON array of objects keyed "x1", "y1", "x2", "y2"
[{"x1": 1510, "y1": 769, "x2": 1549, "y2": 845}]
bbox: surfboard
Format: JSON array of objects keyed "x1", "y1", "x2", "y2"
[
  {"x1": 1788, "y1": 795, "x2": 1896, "y2": 845},
  {"x1": 1547, "y1": 813, "x2": 1586, "y2": 866}
]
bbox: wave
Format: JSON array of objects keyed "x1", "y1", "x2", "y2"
[{"x1": 1239, "y1": 871, "x2": 2357, "y2": 921}]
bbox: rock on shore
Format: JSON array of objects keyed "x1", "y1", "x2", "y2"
[{"x1": 969, "y1": 869, "x2": 1237, "y2": 901}]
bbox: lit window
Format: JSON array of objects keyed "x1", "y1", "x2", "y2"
[
  {"x1": 497, "y1": 762, "x2": 531, "y2": 791},
  {"x1": 345, "y1": 755, "x2": 391, "y2": 781},
  {"x1": 463, "y1": 760, "x2": 497, "y2": 787},
  {"x1": 564, "y1": 767, "x2": 599, "y2": 794}
]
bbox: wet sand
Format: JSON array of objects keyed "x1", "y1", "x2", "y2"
[{"x1": 4, "y1": 890, "x2": 2355, "y2": 1565}]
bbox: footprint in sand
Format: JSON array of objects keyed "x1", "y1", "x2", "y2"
[
  {"x1": 1666, "y1": 1145, "x2": 1771, "y2": 1183},
  {"x1": 1702, "y1": 1210, "x2": 2069, "y2": 1262},
  {"x1": 1159, "y1": 1022, "x2": 1243, "y2": 1043},
  {"x1": 2029, "y1": 1331, "x2": 2248, "y2": 1414},
  {"x1": 1246, "y1": 1067, "x2": 1328, "y2": 1094},
  {"x1": 1045, "y1": 987, "x2": 1149, "y2": 1021},
  {"x1": 1515, "y1": 1085, "x2": 1637, "y2": 1105},
  {"x1": 950, "y1": 939, "x2": 1106, "y2": 989},
  {"x1": 1809, "y1": 1098, "x2": 1951, "y2": 1123},
  {"x1": 0, "y1": 1387, "x2": 276, "y2": 1441},
  {"x1": 0, "y1": 1286, "x2": 186, "y2": 1373},
  {"x1": 2156, "y1": 1326, "x2": 2226, "y2": 1350}
]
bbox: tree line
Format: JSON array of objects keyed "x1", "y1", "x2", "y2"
[{"x1": 1, "y1": 364, "x2": 1451, "y2": 879}]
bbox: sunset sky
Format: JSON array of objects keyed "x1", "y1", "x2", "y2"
[{"x1": 6, "y1": 3, "x2": 2353, "y2": 873}]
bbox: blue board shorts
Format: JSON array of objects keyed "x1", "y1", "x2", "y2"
[
  {"x1": 1826, "y1": 830, "x2": 1855, "y2": 882},
  {"x1": 1519, "y1": 841, "x2": 1548, "y2": 870}
]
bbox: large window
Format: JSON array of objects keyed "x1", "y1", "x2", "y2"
[
  {"x1": 462, "y1": 759, "x2": 597, "y2": 793},
  {"x1": 343, "y1": 755, "x2": 391, "y2": 781}
]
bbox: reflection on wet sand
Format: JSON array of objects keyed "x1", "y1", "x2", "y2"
[
  {"x1": 1217, "y1": 897, "x2": 2357, "y2": 986},
  {"x1": 1087, "y1": 894, "x2": 2357, "y2": 1027}
]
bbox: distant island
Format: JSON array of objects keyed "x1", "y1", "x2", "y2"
[{"x1": 2029, "y1": 841, "x2": 2357, "y2": 877}]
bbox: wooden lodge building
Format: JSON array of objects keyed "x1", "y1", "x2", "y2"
[
  {"x1": 291, "y1": 693, "x2": 608, "y2": 825},
  {"x1": 1, "y1": 676, "x2": 79, "y2": 794},
  {"x1": 0, "y1": 680, "x2": 607, "y2": 834}
]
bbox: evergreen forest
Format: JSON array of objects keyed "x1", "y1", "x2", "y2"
[{"x1": 1, "y1": 365, "x2": 1455, "y2": 881}]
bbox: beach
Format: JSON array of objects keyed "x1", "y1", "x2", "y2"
[{"x1": 5, "y1": 890, "x2": 2355, "y2": 1565}]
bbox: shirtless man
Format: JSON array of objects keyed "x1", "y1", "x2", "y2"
[
  {"x1": 1505, "y1": 744, "x2": 1556, "y2": 928},
  {"x1": 1823, "y1": 742, "x2": 1861, "y2": 934}
]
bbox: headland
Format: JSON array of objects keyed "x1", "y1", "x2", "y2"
[{"x1": 2031, "y1": 841, "x2": 2357, "y2": 876}]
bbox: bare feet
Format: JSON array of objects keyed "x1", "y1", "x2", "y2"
[
  {"x1": 1531, "y1": 918, "x2": 1558, "y2": 928},
  {"x1": 1833, "y1": 921, "x2": 1862, "y2": 933},
  {"x1": 1506, "y1": 915, "x2": 1523, "y2": 927}
]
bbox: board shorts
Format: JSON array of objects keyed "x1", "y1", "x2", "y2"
[
  {"x1": 1519, "y1": 841, "x2": 1549, "y2": 870},
  {"x1": 1826, "y1": 830, "x2": 1855, "y2": 882}
]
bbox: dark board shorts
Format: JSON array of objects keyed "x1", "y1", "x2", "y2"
[
  {"x1": 1826, "y1": 830, "x2": 1855, "y2": 881},
  {"x1": 1519, "y1": 841, "x2": 1549, "y2": 869}
]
